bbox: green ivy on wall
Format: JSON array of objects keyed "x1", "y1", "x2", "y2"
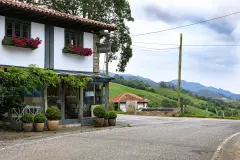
[{"x1": 0, "y1": 64, "x2": 93, "y2": 114}]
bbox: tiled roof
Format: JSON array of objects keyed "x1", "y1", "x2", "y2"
[
  {"x1": 110, "y1": 93, "x2": 148, "y2": 103},
  {"x1": 0, "y1": 0, "x2": 116, "y2": 31}
]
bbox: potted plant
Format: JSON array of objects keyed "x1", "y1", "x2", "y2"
[
  {"x1": 93, "y1": 106, "x2": 106, "y2": 127},
  {"x1": 34, "y1": 113, "x2": 46, "y2": 132},
  {"x1": 108, "y1": 111, "x2": 117, "y2": 126},
  {"x1": 46, "y1": 107, "x2": 61, "y2": 131},
  {"x1": 22, "y1": 113, "x2": 34, "y2": 132},
  {"x1": 103, "y1": 112, "x2": 109, "y2": 127}
]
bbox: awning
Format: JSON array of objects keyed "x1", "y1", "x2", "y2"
[{"x1": 55, "y1": 70, "x2": 114, "y2": 81}]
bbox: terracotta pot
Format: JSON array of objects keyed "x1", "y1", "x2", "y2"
[
  {"x1": 34, "y1": 123, "x2": 45, "y2": 132},
  {"x1": 109, "y1": 119, "x2": 116, "y2": 126},
  {"x1": 94, "y1": 117, "x2": 104, "y2": 127},
  {"x1": 23, "y1": 123, "x2": 33, "y2": 132},
  {"x1": 104, "y1": 119, "x2": 109, "y2": 127},
  {"x1": 47, "y1": 120, "x2": 59, "y2": 131}
]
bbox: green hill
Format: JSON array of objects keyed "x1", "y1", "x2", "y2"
[
  {"x1": 154, "y1": 88, "x2": 206, "y2": 105},
  {"x1": 110, "y1": 83, "x2": 208, "y2": 116},
  {"x1": 110, "y1": 83, "x2": 166, "y2": 102}
]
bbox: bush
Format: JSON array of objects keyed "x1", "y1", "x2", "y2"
[
  {"x1": 104, "y1": 112, "x2": 109, "y2": 119},
  {"x1": 109, "y1": 102, "x2": 115, "y2": 111},
  {"x1": 34, "y1": 113, "x2": 46, "y2": 123},
  {"x1": 93, "y1": 106, "x2": 106, "y2": 118},
  {"x1": 109, "y1": 111, "x2": 117, "y2": 119},
  {"x1": 22, "y1": 113, "x2": 34, "y2": 123},
  {"x1": 46, "y1": 107, "x2": 61, "y2": 120}
]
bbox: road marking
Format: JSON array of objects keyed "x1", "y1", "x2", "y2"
[{"x1": 211, "y1": 132, "x2": 240, "y2": 160}]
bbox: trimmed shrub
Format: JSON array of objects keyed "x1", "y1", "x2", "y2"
[
  {"x1": 22, "y1": 113, "x2": 34, "y2": 123},
  {"x1": 104, "y1": 112, "x2": 109, "y2": 119},
  {"x1": 109, "y1": 111, "x2": 117, "y2": 119},
  {"x1": 34, "y1": 113, "x2": 46, "y2": 123},
  {"x1": 46, "y1": 107, "x2": 61, "y2": 120},
  {"x1": 93, "y1": 106, "x2": 106, "y2": 118}
]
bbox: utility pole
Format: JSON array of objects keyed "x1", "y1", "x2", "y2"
[{"x1": 178, "y1": 33, "x2": 183, "y2": 114}]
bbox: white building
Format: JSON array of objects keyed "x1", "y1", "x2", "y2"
[
  {"x1": 110, "y1": 93, "x2": 148, "y2": 112},
  {"x1": 0, "y1": 0, "x2": 116, "y2": 126}
]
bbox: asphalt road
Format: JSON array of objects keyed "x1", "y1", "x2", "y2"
[{"x1": 0, "y1": 115, "x2": 239, "y2": 160}]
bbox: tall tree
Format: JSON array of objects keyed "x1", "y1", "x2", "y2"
[{"x1": 21, "y1": 0, "x2": 134, "y2": 72}]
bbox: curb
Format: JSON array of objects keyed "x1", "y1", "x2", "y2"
[
  {"x1": 0, "y1": 125, "x2": 125, "y2": 151},
  {"x1": 211, "y1": 132, "x2": 240, "y2": 160}
]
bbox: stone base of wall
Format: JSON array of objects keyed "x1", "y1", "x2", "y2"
[{"x1": 136, "y1": 111, "x2": 180, "y2": 117}]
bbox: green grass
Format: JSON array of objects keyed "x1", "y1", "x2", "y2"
[
  {"x1": 184, "y1": 105, "x2": 208, "y2": 116},
  {"x1": 154, "y1": 88, "x2": 206, "y2": 105},
  {"x1": 110, "y1": 83, "x2": 210, "y2": 116},
  {"x1": 110, "y1": 83, "x2": 166, "y2": 102}
]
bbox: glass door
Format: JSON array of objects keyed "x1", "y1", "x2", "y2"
[{"x1": 64, "y1": 86, "x2": 79, "y2": 123}]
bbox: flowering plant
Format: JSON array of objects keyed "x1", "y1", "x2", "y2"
[
  {"x1": 2, "y1": 36, "x2": 42, "y2": 50},
  {"x1": 63, "y1": 45, "x2": 93, "y2": 56}
]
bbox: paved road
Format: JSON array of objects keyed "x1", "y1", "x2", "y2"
[{"x1": 0, "y1": 115, "x2": 239, "y2": 160}]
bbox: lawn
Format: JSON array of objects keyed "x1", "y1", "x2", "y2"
[
  {"x1": 184, "y1": 105, "x2": 208, "y2": 116},
  {"x1": 110, "y1": 83, "x2": 166, "y2": 102},
  {"x1": 154, "y1": 88, "x2": 206, "y2": 105}
]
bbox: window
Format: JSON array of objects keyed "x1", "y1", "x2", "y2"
[
  {"x1": 5, "y1": 19, "x2": 30, "y2": 38},
  {"x1": 65, "y1": 30, "x2": 83, "y2": 47}
]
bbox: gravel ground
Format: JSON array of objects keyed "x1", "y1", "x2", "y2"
[{"x1": 0, "y1": 115, "x2": 239, "y2": 160}]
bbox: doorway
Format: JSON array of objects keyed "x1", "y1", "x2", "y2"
[{"x1": 64, "y1": 86, "x2": 80, "y2": 124}]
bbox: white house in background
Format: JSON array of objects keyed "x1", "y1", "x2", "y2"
[
  {"x1": 110, "y1": 93, "x2": 148, "y2": 112},
  {"x1": 0, "y1": 0, "x2": 116, "y2": 127}
]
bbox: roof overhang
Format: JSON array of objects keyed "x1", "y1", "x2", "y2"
[{"x1": 0, "y1": 0, "x2": 117, "y2": 32}]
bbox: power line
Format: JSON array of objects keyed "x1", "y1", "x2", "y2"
[
  {"x1": 133, "y1": 42, "x2": 179, "y2": 46},
  {"x1": 132, "y1": 42, "x2": 240, "y2": 47},
  {"x1": 132, "y1": 45, "x2": 179, "y2": 51},
  {"x1": 132, "y1": 47, "x2": 179, "y2": 52},
  {"x1": 131, "y1": 10, "x2": 240, "y2": 37}
]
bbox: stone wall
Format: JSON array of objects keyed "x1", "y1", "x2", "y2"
[
  {"x1": 136, "y1": 110, "x2": 180, "y2": 117},
  {"x1": 93, "y1": 34, "x2": 99, "y2": 73}
]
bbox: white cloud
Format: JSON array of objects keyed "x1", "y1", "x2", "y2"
[{"x1": 100, "y1": 0, "x2": 240, "y2": 93}]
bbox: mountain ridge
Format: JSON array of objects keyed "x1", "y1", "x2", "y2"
[
  {"x1": 108, "y1": 72, "x2": 240, "y2": 100},
  {"x1": 170, "y1": 80, "x2": 240, "y2": 100}
]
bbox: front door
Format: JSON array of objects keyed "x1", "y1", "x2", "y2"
[{"x1": 64, "y1": 86, "x2": 80, "y2": 124}]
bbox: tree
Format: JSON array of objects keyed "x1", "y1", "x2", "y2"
[
  {"x1": 21, "y1": 0, "x2": 134, "y2": 72},
  {"x1": 161, "y1": 99, "x2": 177, "y2": 108},
  {"x1": 159, "y1": 82, "x2": 167, "y2": 88}
]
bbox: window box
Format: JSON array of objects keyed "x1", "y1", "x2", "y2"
[
  {"x1": 63, "y1": 45, "x2": 93, "y2": 56},
  {"x1": 2, "y1": 36, "x2": 42, "y2": 50}
]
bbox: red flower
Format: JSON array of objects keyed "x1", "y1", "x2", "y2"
[
  {"x1": 64, "y1": 45, "x2": 93, "y2": 56},
  {"x1": 4, "y1": 36, "x2": 42, "y2": 49}
]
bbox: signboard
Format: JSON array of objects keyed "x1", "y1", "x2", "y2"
[{"x1": 97, "y1": 43, "x2": 111, "y2": 53}]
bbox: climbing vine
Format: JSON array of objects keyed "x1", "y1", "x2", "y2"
[
  {"x1": 61, "y1": 75, "x2": 92, "y2": 88},
  {"x1": 0, "y1": 65, "x2": 92, "y2": 114}
]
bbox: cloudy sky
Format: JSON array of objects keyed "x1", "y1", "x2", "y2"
[{"x1": 100, "y1": 0, "x2": 240, "y2": 93}]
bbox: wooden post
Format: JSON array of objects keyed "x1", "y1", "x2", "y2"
[
  {"x1": 105, "y1": 45, "x2": 110, "y2": 111},
  {"x1": 79, "y1": 87, "x2": 84, "y2": 124},
  {"x1": 60, "y1": 82, "x2": 65, "y2": 124},
  {"x1": 105, "y1": 83, "x2": 109, "y2": 111},
  {"x1": 93, "y1": 84, "x2": 96, "y2": 104},
  {"x1": 43, "y1": 88, "x2": 48, "y2": 113},
  {"x1": 178, "y1": 33, "x2": 183, "y2": 113}
]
